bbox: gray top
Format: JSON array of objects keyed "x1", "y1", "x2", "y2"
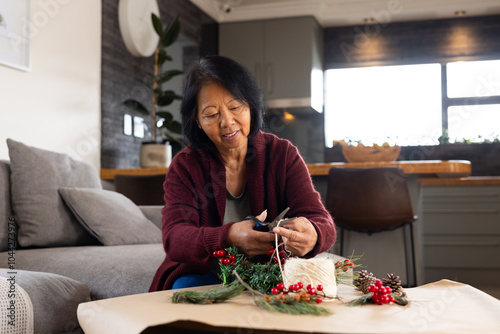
[
  {"x1": 211, "y1": 186, "x2": 251, "y2": 277},
  {"x1": 223, "y1": 185, "x2": 251, "y2": 225}
]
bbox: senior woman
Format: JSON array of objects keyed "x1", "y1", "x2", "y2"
[{"x1": 150, "y1": 55, "x2": 336, "y2": 291}]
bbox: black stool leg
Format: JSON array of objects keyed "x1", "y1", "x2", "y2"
[
  {"x1": 403, "y1": 223, "x2": 411, "y2": 288},
  {"x1": 409, "y1": 222, "x2": 417, "y2": 287}
]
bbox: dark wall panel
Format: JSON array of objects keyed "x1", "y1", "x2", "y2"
[{"x1": 325, "y1": 15, "x2": 500, "y2": 68}]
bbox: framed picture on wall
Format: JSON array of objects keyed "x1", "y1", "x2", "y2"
[{"x1": 0, "y1": 0, "x2": 30, "y2": 71}]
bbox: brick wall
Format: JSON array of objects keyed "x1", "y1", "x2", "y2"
[{"x1": 100, "y1": 0, "x2": 214, "y2": 168}]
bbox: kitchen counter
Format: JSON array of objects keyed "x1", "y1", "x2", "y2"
[
  {"x1": 421, "y1": 176, "x2": 500, "y2": 186},
  {"x1": 100, "y1": 160, "x2": 471, "y2": 180}
]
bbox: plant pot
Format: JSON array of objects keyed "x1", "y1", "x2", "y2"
[{"x1": 140, "y1": 142, "x2": 172, "y2": 168}]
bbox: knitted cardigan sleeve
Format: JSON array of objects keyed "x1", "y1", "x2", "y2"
[{"x1": 160, "y1": 149, "x2": 233, "y2": 269}]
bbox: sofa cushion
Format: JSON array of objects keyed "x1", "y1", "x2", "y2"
[
  {"x1": 7, "y1": 139, "x2": 101, "y2": 248},
  {"x1": 0, "y1": 244, "x2": 165, "y2": 300},
  {"x1": 59, "y1": 188, "x2": 162, "y2": 246},
  {"x1": 0, "y1": 161, "x2": 13, "y2": 252},
  {"x1": 0, "y1": 269, "x2": 90, "y2": 334}
]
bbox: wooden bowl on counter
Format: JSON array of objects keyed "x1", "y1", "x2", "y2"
[{"x1": 341, "y1": 145, "x2": 401, "y2": 162}]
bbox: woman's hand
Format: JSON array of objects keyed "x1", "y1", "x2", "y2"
[
  {"x1": 226, "y1": 210, "x2": 276, "y2": 258},
  {"x1": 273, "y1": 217, "x2": 318, "y2": 257}
]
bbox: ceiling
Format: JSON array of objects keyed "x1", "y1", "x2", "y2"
[{"x1": 189, "y1": 0, "x2": 500, "y2": 27}]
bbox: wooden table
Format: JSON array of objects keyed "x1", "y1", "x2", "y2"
[
  {"x1": 100, "y1": 160, "x2": 471, "y2": 180},
  {"x1": 77, "y1": 279, "x2": 500, "y2": 334}
]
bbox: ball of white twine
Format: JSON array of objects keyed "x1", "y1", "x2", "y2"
[{"x1": 283, "y1": 257, "x2": 337, "y2": 300}]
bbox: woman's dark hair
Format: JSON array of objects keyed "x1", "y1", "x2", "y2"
[{"x1": 181, "y1": 55, "x2": 264, "y2": 150}]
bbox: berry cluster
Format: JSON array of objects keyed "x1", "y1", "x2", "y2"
[
  {"x1": 269, "y1": 281, "x2": 325, "y2": 303},
  {"x1": 213, "y1": 250, "x2": 236, "y2": 266},
  {"x1": 267, "y1": 247, "x2": 286, "y2": 264},
  {"x1": 368, "y1": 279, "x2": 396, "y2": 305},
  {"x1": 335, "y1": 258, "x2": 355, "y2": 272}
]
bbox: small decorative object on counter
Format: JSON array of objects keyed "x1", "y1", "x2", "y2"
[{"x1": 333, "y1": 140, "x2": 401, "y2": 162}]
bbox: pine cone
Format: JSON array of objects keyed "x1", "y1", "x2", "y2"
[
  {"x1": 382, "y1": 273, "x2": 406, "y2": 297},
  {"x1": 353, "y1": 270, "x2": 375, "y2": 294}
]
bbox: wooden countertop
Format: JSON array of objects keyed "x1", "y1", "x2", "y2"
[
  {"x1": 305, "y1": 160, "x2": 471, "y2": 176},
  {"x1": 100, "y1": 160, "x2": 471, "y2": 180},
  {"x1": 421, "y1": 176, "x2": 500, "y2": 186}
]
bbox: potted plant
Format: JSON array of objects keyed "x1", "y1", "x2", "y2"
[{"x1": 123, "y1": 14, "x2": 183, "y2": 167}]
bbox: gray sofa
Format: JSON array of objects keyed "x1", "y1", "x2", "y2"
[{"x1": 0, "y1": 139, "x2": 166, "y2": 334}]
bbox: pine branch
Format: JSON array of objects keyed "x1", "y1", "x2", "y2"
[
  {"x1": 171, "y1": 280, "x2": 245, "y2": 304},
  {"x1": 255, "y1": 298, "x2": 331, "y2": 316}
]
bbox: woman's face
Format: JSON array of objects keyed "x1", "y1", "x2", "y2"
[{"x1": 196, "y1": 82, "x2": 251, "y2": 154}]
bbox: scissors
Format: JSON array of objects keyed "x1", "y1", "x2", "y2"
[{"x1": 247, "y1": 207, "x2": 291, "y2": 232}]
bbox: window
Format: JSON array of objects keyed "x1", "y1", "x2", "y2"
[
  {"x1": 447, "y1": 60, "x2": 500, "y2": 98},
  {"x1": 324, "y1": 64, "x2": 442, "y2": 147},
  {"x1": 448, "y1": 104, "x2": 500, "y2": 143},
  {"x1": 445, "y1": 60, "x2": 500, "y2": 143},
  {"x1": 324, "y1": 60, "x2": 500, "y2": 147}
]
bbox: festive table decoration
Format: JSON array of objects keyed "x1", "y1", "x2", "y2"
[
  {"x1": 348, "y1": 271, "x2": 409, "y2": 306},
  {"x1": 171, "y1": 246, "x2": 408, "y2": 315}
]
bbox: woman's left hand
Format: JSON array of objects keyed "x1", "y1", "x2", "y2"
[{"x1": 272, "y1": 217, "x2": 318, "y2": 257}]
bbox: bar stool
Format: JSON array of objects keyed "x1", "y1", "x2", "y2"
[
  {"x1": 326, "y1": 167, "x2": 417, "y2": 287},
  {"x1": 114, "y1": 174, "x2": 166, "y2": 206}
]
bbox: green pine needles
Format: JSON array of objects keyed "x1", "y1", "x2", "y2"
[{"x1": 171, "y1": 280, "x2": 245, "y2": 304}]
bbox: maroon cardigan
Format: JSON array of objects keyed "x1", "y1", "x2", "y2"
[{"x1": 149, "y1": 131, "x2": 336, "y2": 291}]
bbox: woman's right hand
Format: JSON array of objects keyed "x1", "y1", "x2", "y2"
[{"x1": 226, "y1": 210, "x2": 276, "y2": 258}]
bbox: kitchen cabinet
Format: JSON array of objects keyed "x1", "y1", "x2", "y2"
[
  {"x1": 219, "y1": 16, "x2": 323, "y2": 113},
  {"x1": 422, "y1": 182, "x2": 500, "y2": 287}
]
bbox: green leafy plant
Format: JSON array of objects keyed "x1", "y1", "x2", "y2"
[{"x1": 123, "y1": 14, "x2": 183, "y2": 143}]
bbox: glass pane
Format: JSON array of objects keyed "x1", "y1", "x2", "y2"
[
  {"x1": 448, "y1": 104, "x2": 500, "y2": 143},
  {"x1": 447, "y1": 60, "x2": 500, "y2": 98},
  {"x1": 324, "y1": 64, "x2": 442, "y2": 147}
]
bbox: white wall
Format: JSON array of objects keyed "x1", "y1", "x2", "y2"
[{"x1": 0, "y1": 0, "x2": 102, "y2": 169}]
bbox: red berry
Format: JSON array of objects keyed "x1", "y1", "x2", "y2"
[
  {"x1": 316, "y1": 296, "x2": 323, "y2": 303},
  {"x1": 307, "y1": 284, "x2": 312, "y2": 290},
  {"x1": 267, "y1": 248, "x2": 274, "y2": 257},
  {"x1": 344, "y1": 259, "x2": 351, "y2": 263},
  {"x1": 316, "y1": 284, "x2": 324, "y2": 291},
  {"x1": 223, "y1": 258, "x2": 231, "y2": 265},
  {"x1": 374, "y1": 279, "x2": 383, "y2": 287},
  {"x1": 271, "y1": 287, "x2": 279, "y2": 295},
  {"x1": 276, "y1": 283, "x2": 285, "y2": 290},
  {"x1": 218, "y1": 250, "x2": 226, "y2": 257},
  {"x1": 308, "y1": 288, "x2": 316, "y2": 295},
  {"x1": 289, "y1": 285, "x2": 295, "y2": 292},
  {"x1": 389, "y1": 296, "x2": 396, "y2": 303},
  {"x1": 219, "y1": 258, "x2": 224, "y2": 264},
  {"x1": 368, "y1": 285, "x2": 375, "y2": 292},
  {"x1": 229, "y1": 254, "x2": 236, "y2": 262},
  {"x1": 385, "y1": 286, "x2": 392, "y2": 294},
  {"x1": 342, "y1": 267, "x2": 348, "y2": 272},
  {"x1": 297, "y1": 282, "x2": 304, "y2": 289},
  {"x1": 213, "y1": 251, "x2": 219, "y2": 257}
]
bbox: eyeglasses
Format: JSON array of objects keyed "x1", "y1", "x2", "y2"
[{"x1": 199, "y1": 103, "x2": 248, "y2": 125}]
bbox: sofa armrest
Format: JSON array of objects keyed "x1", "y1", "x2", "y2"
[{"x1": 138, "y1": 205, "x2": 163, "y2": 229}]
